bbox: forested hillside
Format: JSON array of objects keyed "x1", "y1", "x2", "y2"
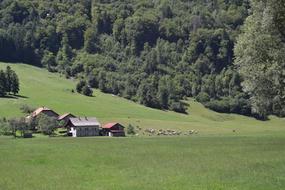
[{"x1": 0, "y1": 0, "x2": 284, "y2": 119}]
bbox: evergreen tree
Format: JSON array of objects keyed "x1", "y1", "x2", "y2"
[
  {"x1": 82, "y1": 85, "x2": 93, "y2": 96},
  {"x1": 10, "y1": 71, "x2": 19, "y2": 95},
  {"x1": 5, "y1": 66, "x2": 12, "y2": 93},
  {"x1": 76, "y1": 80, "x2": 87, "y2": 93},
  {"x1": 0, "y1": 70, "x2": 6, "y2": 96}
]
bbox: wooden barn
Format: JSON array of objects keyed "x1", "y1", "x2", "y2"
[
  {"x1": 58, "y1": 113, "x2": 76, "y2": 127},
  {"x1": 102, "y1": 123, "x2": 125, "y2": 137},
  {"x1": 65, "y1": 117, "x2": 100, "y2": 137},
  {"x1": 27, "y1": 107, "x2": 59, "y2": 119}
]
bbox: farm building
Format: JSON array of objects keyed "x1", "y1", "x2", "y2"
[
  {"x1": 58, "y1": 113, "x2": 76, "y2": 127},
  {"x1": 102, "y1": 123, "x2": 125, "y2": 137},
  {"x1": 65, "y1": 117, "x2": 100, "y2": 137},
  {"x1": 26, "y1": 107, "x2": 59, "y2": 120}
]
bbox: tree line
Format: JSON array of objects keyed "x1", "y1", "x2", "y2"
[
  {"x1": 0, "y1": 0, "x2": 283, "y2": 119},
  {"x1": 0, "y1": 66, "x2": 19, "y2": 96}
]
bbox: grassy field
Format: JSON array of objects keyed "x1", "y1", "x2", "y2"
[
  {"x1": 0, "y1": 62, "x2": 284, "y2": 135},
  {"x1": 0, "y1": 63, "x2": 285, "y2": 190},
  {"x1": 0, "y1": 136, "x2": 285, "y2": 190}
]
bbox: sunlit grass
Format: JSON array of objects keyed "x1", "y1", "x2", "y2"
[
  {"x1": 0, "y1": 136, "x2": 285, "y2": 190},
  {"x1": 0, "y1": 62, "x2": 284, "y2": 136}
]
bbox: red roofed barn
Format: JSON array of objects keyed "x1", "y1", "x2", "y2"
[{"x1": 102, "y1": 123, "x2": 125, "y2": 137}]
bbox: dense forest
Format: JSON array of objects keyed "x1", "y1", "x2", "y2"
[{"x1": 0, "y1": 0, "x2": 284, "y2": 119}]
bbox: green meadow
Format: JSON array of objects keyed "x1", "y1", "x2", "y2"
[
  {"x1": 0, "y1": 136, "x2": 285, "y2": 190},
  {"x1": 0, "y1": 62, "x2": 284, "y2": 135},
  {"x1": 0, "y1": 62, "x2": 285, "y2": 190}
]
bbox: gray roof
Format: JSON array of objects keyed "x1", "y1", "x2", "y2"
[{"x1": 69, "y1": 117, "x2": 100, "y2": 127}]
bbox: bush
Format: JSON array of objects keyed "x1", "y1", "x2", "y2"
[
  {"x1": 76, "y1": 80, "x2": 86, "y2": 93},
  {"x1": 88, "y1": 75, "x2": 98, "y2": 88},
  {"x1": 37, "y1": 114, "x2": 58, "y2": 136},
  {"x1": 205, "y1": 99, "x2": 230, "y2": 113},
  {"x1": 19, "y1": 104, "x2": 35, "y2": 114},
  {"x1": 127, "y1": 124, "x2": 136, "y2": 135},
  {"x1": 0, "y1": 118, "x2": 10, "y2": 135},
  {"x1": 169, "y1": 101, "x2": 186, "y2": 113},
  {"x1": 8, "y1": 117, "x2": 28, "y2": 137},
  {"x1": 82, "y1": 85, "x2": 93, "y2": 96},
  {"x1": 205, "y1": 97, "x2": 251, "y2": 116},
  {"x1": 196, "y1": 92, "x2": 210, "y2": 103}
]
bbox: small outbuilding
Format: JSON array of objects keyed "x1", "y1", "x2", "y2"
[
  {"x1": 65, "y1": 117, "x2": 100, "y2": 137},
  {"x1": 102, "y1": 123, "x2": 125, "y2": 137}
]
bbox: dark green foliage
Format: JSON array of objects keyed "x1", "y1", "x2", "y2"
[
  {"x1": 0, "y1": 117, "x2": 10, "y2": 135},
  {"x1": 1, "y1": 117, "x2": 32, "y2": 137},
  {"x1": 19, "y1": 104, "x2": 35, "y2": 114},
  {"x1": 76, "y1": 80, "x2": 87, "y2": 93},
  {"x1": 10, "y1": 71, "x2": 19, "y2": 95},
  {"x1": 41, "y1": 50, "x2": 56, "y2": 72},
  {"x1": 0, "y1": 70, "x2": 6, "y2": 96},
  {"x1": 1, "y1": 0, "x2": 280, "y2": 117},
  {"x1": 5, "y1": 66, "x2": 13, "y2": 93},
  {"x1": 234, "y1": 0, "x2": 285, "y2": 118},
  {"x1": 82, "y1": 85, "x2": 93, "y2": 97},
  {"x1": 169, "y1": 101, "x2": 186, "y2": 113},
  {"x1": 37, "y1": 114, "x2": 58, "y2": 136},
  {"x1": 0, "y1": 66, "x2": 20, "y2": 96},
  {"x1": 76, "y1": 80, "x2": 92, "y2": 96},
  {"x1": 196, "y1": 92, "x2": 210, "y2": 103},
  {"x1": 8, "y1": 117, "x2": 28, "y2": 137},
  {"x1": 127, "y1": 124, "x2": 136, "y2": 135}
]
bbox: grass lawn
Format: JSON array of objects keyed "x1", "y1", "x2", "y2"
[
  {"x1": 0, "y1": 63, "x2": 285, "y2": 190},
  {"x1": 0, "y1": 135, "x2": 285, "y2": 190},
  {"x1": 0, "y1": 62, "x2": 284, "y2": 136}
]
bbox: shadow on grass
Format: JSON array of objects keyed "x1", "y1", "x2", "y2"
[
  {"x1": 14, "y1": 94, "x2": 28, "y2": 99},
  {"x1": 0, "y1": 94, "x2": 28, "y2": 99}
]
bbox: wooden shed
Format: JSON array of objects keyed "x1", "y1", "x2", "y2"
[{"x1": 102, "y1": 123, "x2": 125, "y2": 137}]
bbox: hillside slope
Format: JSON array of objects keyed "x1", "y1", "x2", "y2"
[{"x1": 0, "y1": 63, "x2": 284, "y2": 135}]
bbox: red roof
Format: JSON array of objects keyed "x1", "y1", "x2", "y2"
[{"x1": 103, "y1": 123, "x2": 119, "y2": 129}]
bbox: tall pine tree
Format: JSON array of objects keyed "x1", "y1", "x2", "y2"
[
  {"x1": 11, "y1": 71, "x2": 19, "y2": 95},
  {"x1": 5, "y1": 66, "x2": 13, "y2": 94},
  {"x1": 0, "y1": 70, "x2": 6, "y2": 96}
]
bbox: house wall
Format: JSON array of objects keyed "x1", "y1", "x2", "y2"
[
  {"x1": 111, "y1": 124, "x2": 125, "y2": 137},
  {"x1": 112, "y1": 131, "x2": 125, "y2": 137},
  {"x1": 102, "y1": 124, "x2": 126, "y2": 137},
  {"x1": 112, "y1": 124, "x2": 124, "y2": 131},
  {"x1": 73, "y1": 126, "x2": 100, "y2": 137},
  {"x1": 71, "y1": 127, "x2": 76, "y2": 137}
]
